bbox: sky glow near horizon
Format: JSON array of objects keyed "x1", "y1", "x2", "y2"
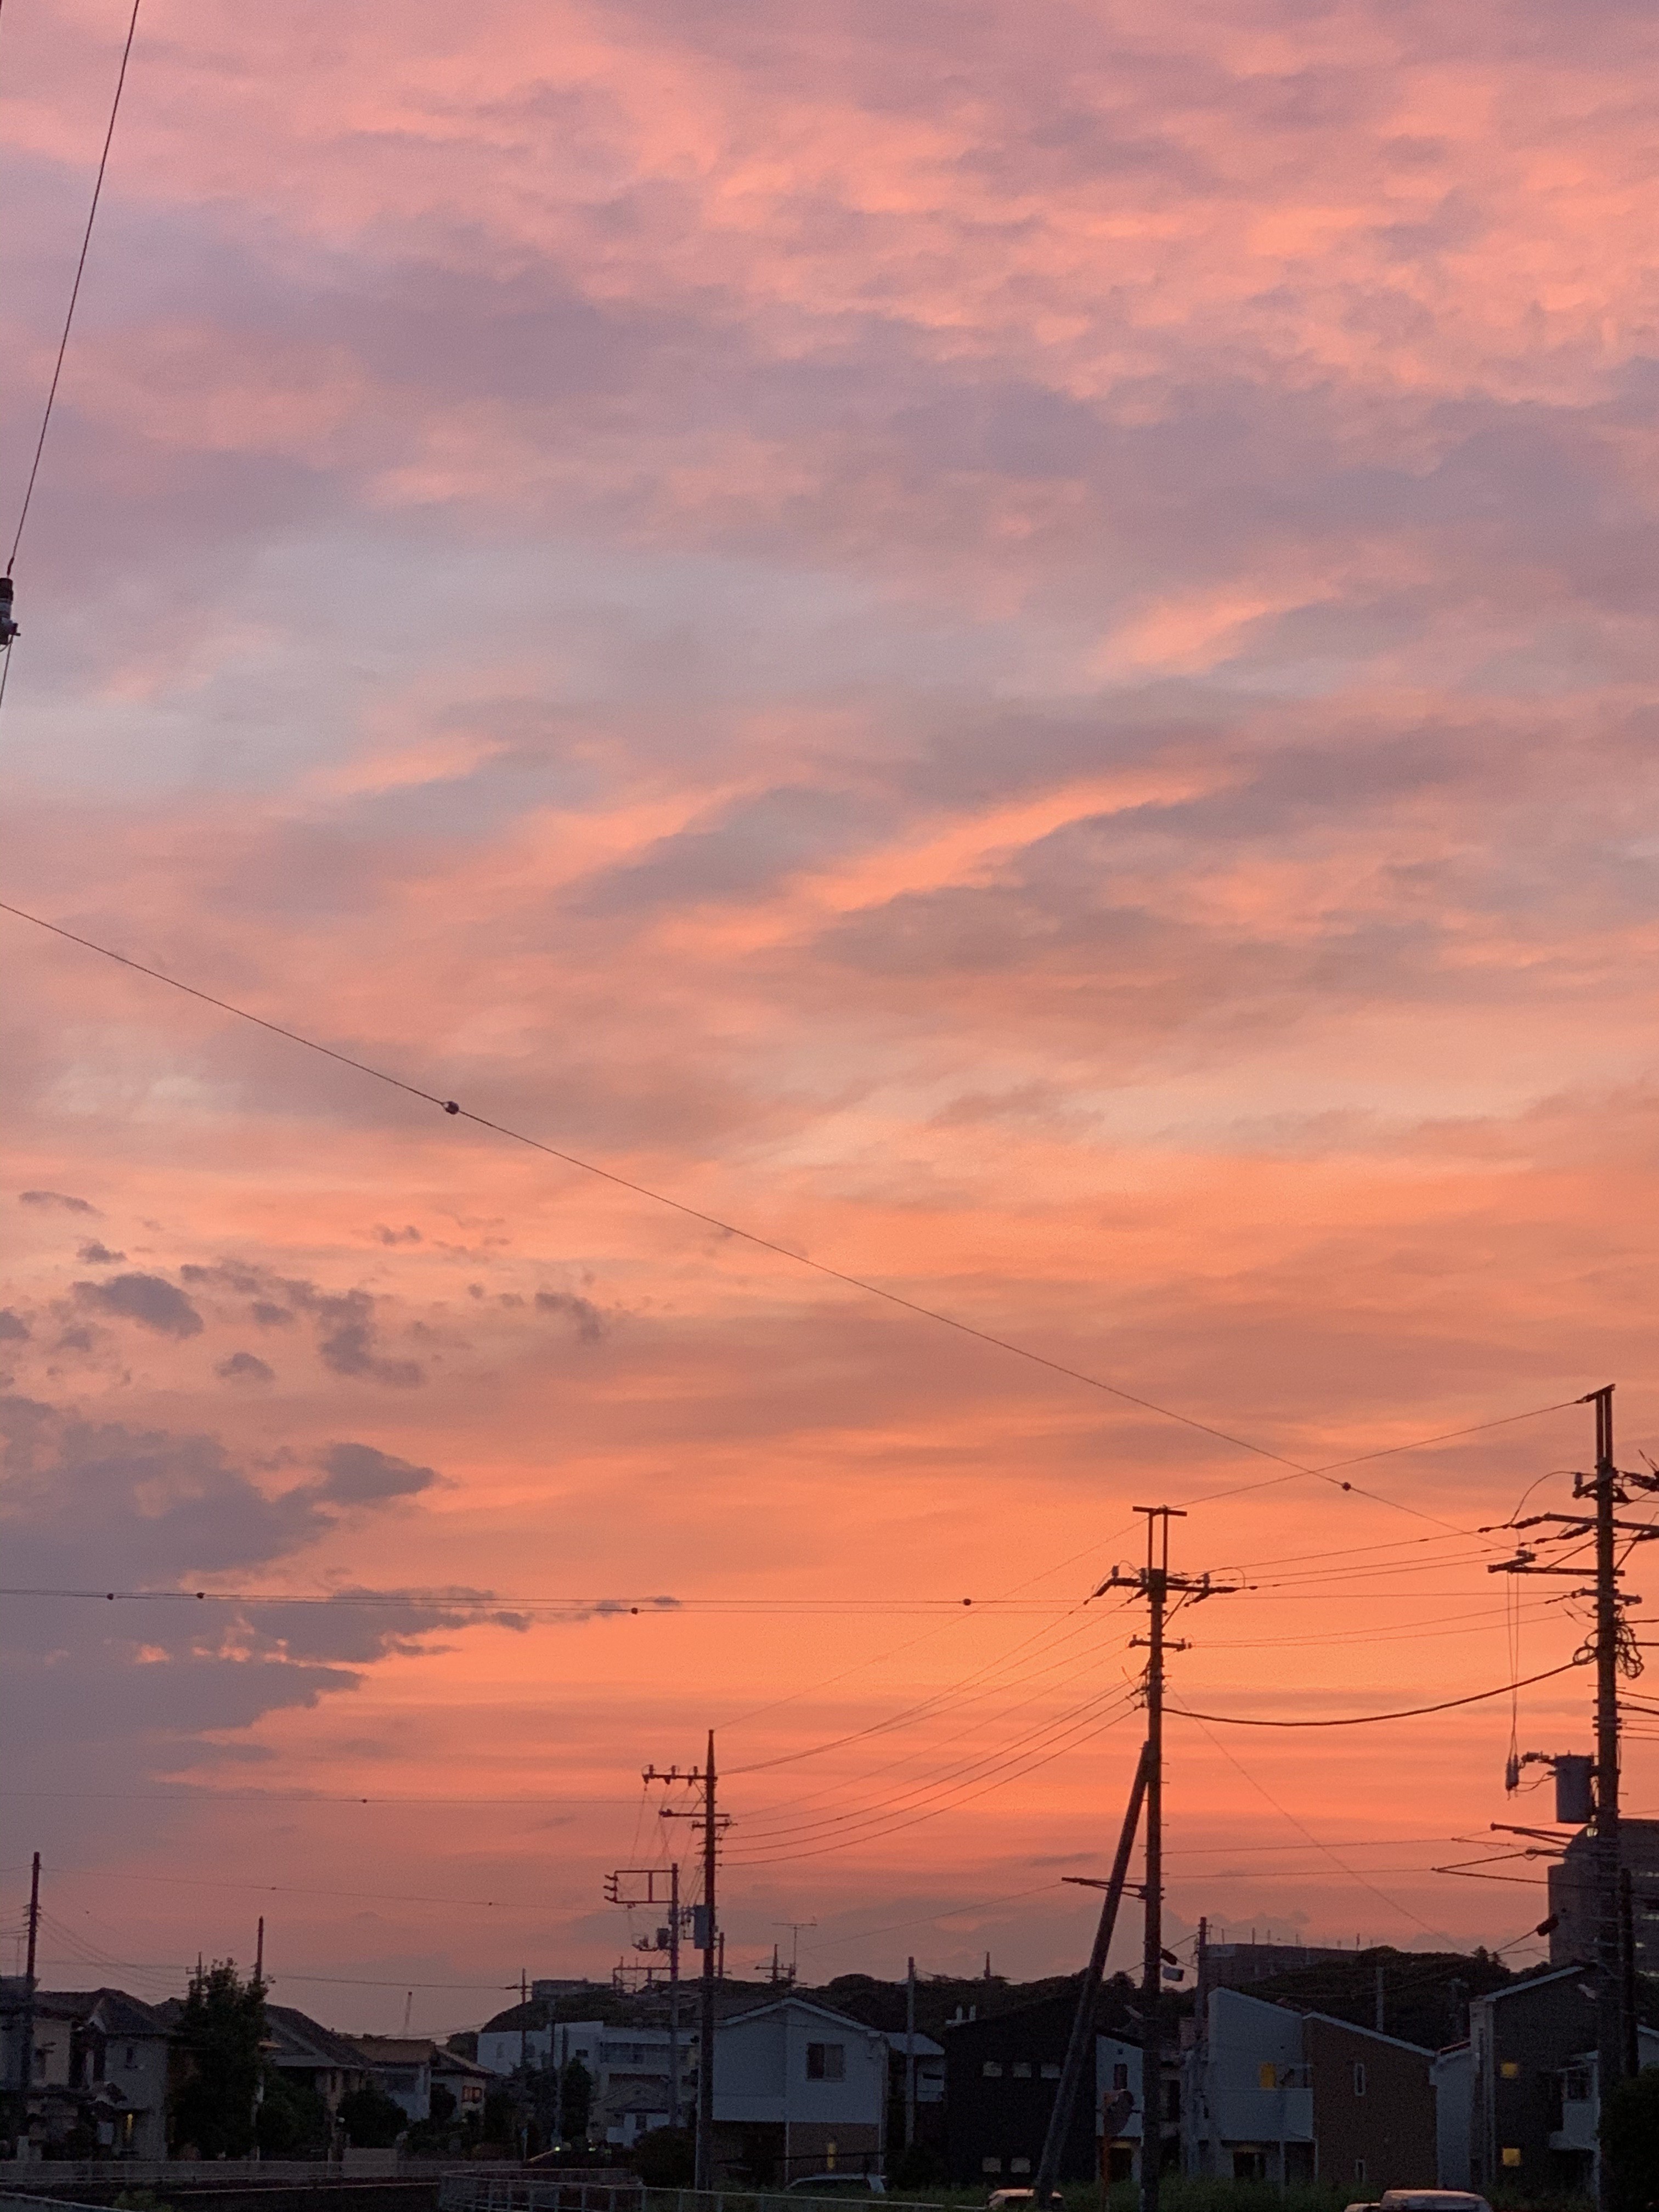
[{"x1": 3, "y1": 0, "x2": 1659, "y2": 2033}]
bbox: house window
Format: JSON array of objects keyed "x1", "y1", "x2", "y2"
[
  {"x1": 1502, "y1": 2149, "x2": 1522, "y2": 2169},
  {"x1": 123, "y1": 2045, "x2": 137, "y2": 2069},
  {"x1": 1113, "y1": 2063, "x2": 1130, "y2": 2092},
  {"x1": 806, "y1": 2042, "x2": 845, "y2": 2082},
  {"x1": 1355, "y1": 2161, "x2": 1367, "y2": 2185},
  {"x1": 1040, "y1": 2063, "x2": 1060, "y2": 2080},
  {"x1": 983, "y1": 2159, "x2": 1002, "y2": 2175},
  {"x1": 1012, "y1": 2062, "x2": 1032, "y2": 2079},
  {"x1": 1564, "y1": 2067, "x2": 1592, "y2": 2103},
  {"x1": 1259, "y1": 2063, "x2": 1278, "y2": 2090},
  {"x1": 983, "y1": 2061, "x2": 1004, "y2": 2078},
  {"x1": 1352, "y1": 2062, "x2": 1366, "y2": 2097},
  {"x1": 1011, "y1": 2158, "x2": 1031, "y2": 2175},
  {"x1": 1500, "y1": 2061, "x2": 1520, "y2": 2080}
]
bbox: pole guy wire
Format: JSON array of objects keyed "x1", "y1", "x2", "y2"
[{"x1": 7, "y1": 0, "x2": 143, "y2": 574}]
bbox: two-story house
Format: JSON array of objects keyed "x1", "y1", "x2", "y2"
[
  {"x1": 712, "y1": 1996, "x2": 889, "y2": 2183},
  {"x1": 1183, "y1": 1987, "x2": 1435, "y2": 2191},
  {"x1": 0, "y1": 1985, "x2": 171, "y2": 2158}
]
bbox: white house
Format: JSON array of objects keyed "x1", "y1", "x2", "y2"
[{"x1": 713, "y1": 1996, "x2": 888, "y2": 2183}]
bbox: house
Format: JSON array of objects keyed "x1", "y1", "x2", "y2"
[
  {"x1": 1183, "y1": 1989, "x2": 1312, "y2": 2183},
  {"x1": 263, "y1": 2004, "x2": 373, "y2": 2116},
  {"x1": 0, "y1": 1985, "x2": 171, "y2": 2159},
  {"x1": 588, "y1": 2027, "x2": 694, "y2": 2148},
  {"x1": 881, "y1": 2028, "x2": 945, "y2": 2109},
  {"x1": 881, "y1": 2029, "x2": 946, "y2": 2158},
  {"x1": 941, "y1": 1988, "x2": 1163, "y2": 2188},
  {"x1": 1436, "y1": 1974, "x2": 1659, "y2": 2201},
  {"x1": 432, "y1": 2044, "x2": 492, "y2": 2123},
  {"x1": 475, "y1": 2012, "x2": 693, "y2": 2144},
  {"x1": 712, "y1": 1996, "x2": 889, "y2": 2183},
  {"x1": 1182, "y1": 1987, "x2": 1435, "y2": 2191},
  {"x1": 348, "y1": 2035, "x2": 434, "y2": 2123}
]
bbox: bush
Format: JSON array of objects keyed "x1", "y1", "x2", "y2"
[
  {"x1": 1604, "y1": 2065, "x2": 1659, "y2": 2212},
  {"x1": 633, "y1": 2127, "x2": 694, "y2": 2186},
  {"x1": 337, "y1": 2084, "x2": 408, "y2": 2149}
]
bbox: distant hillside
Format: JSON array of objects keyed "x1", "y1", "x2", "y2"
[{"x1": 1231, "y1": 1946, "x2": 1515, "y2": 2050}]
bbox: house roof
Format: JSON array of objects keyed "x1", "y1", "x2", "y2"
[
  {"x1": 350, "y1": 2035, "x2": 437, "y2": 2064},
  {"x1": 1474, "y1": 1965, "x2": 1588, "y2": 2007},
  {"x1": 266, "y1": 2004, "x2": 372, "y2": 2071},
  {"x1": 1301, "y1": 2011, "x2": 1434, "y2": 2058},
  {"x1": 880, "y1": 2030, "x2": 945, "y2": 2058},
  {"x1": 433, "y1": 2048, "x2": 494, "y2": 2080},
  {"x1": 34, "y1": 1989, "x2": 169, "y2": 2038},
  {"x1": 718, "y1": 1996, "x2": 886, "y2": 2040}
]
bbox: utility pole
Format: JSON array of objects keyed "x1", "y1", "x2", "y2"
[
  {"x1": 255, "y1": 1917, "x2": 264, "y2": 1986},
  {"x1": 1096, "y1": 1508, "x2": 1234, "y2": 2212},
  {"x1": 1487, "y1": 1382, "x2": 1659, "y2": 2198},
  {"x1": 648, "y1": 1732, "x2": 728, "y2": 2188},
  {"x1": 16, "y1": 1855, "x2": 40, "y2": 2136},
  {"x1": 904, "y1": 1957, "x2": 917, "y2": 2154},
  {"x1": 604, "y1": 1859, "x2": 690, "y2": 2131},
  {"x1": 1032, "y1": 1743, "x2": 1149, "y2": 2207}
]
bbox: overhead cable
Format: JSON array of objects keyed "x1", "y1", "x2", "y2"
[
  {"x1": 0, "y1": 896, "x2": 1581, "y2": 1523},
  {"x1": 1168, "y1": 1658, "x2": 1584, "y2": 1729}
]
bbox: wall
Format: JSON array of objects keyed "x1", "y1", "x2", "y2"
[{"x1": 1304, "y1": 2017, "x2": 1435, "y2": 2193}]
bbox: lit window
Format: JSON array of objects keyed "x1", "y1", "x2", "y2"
[
  {"x1": 1259, "y1": 2063, "x2": 1278, "y2": 2091},
  {"x1": 806, "y1": 2043, "x2": 845, "y2": 2082},
  {"x1": 1502, "y1": 2149, "x2": 1522, "y2": 2169},
  {"x1": 1352, "y1": 2062, "x2": 1366, "y2": 2098},
  {"x1": 1500, "y1": 2061, "x2": 1521, "y2": 2080}
]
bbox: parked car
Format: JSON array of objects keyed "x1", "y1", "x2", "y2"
[{"x1": 1379, "y1": 2194, "x2": 1492, "y2": 2212}]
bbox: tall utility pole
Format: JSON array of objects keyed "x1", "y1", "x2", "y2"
[
  {"x1": 904, "y1": 1957, "x2": 917, "y2": 2153},
  {"x1": 1097, "y1": 1508, "x2": 1233, "y2": 2212},
  {"x1": 1488, "y1": 1382, "x2": 1659, "y2": 2194},
  {"x1": 16, "y1": 1854, "x2": 40, "y2": 2125},
  {"x1": 649, "y1": 1732, "x2": 727, "y2": 2189}
]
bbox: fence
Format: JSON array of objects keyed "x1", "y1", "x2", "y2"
[{"x1": 437, "y1": 2183, "x2": 916, "y2": 2212}]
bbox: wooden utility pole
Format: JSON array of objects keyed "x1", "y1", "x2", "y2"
[
  {"x1": 1096, "y1": 1509, "x2": 1233, "y2": 2212},
  {"x1": 16, "y1": 1855, "x2": 40, "y2": 2129},
  {"x1": 650, "y1": 1733, "x2": 727, "y2": 2188},
  {"x1": 1487, "y1": 1383, "x2": 1659, "y2": 2206},
  {"x1": 904, "y1": 1957, "x2": 917, "y2": 2153}
]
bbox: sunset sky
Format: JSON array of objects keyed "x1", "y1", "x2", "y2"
[{"x1": 3, "y1": 0, "x2": 1658, "y2": 2036}]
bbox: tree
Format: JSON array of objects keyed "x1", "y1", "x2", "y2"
[
  {"x1": 256, "y1": 2073, "x2": 328, "y2": 2155},
  {"x1": 560, "y1": 2057, "x2": 591, "y2": 2141},
  {"x1": 170, "y1": 1961, "x2": 267, "y2": 2158},
  {"x1": 1603, "y1": 2066, "x2": 1659, "y2": 2212},
  {"x1": 338, "y1": 2084, "x2": 407, "y2": 2148}
]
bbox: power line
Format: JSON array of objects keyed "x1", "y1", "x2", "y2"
[
  {"x1": 7, "y1": 0, "x2": 143, "y2": 574},
  {"x1": 0, "y1": 896, "x2": 1578, "y2": 1516},
  {"x1": 1168, "y1": 1658, "x2": 1584, "y2": 1729}
]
